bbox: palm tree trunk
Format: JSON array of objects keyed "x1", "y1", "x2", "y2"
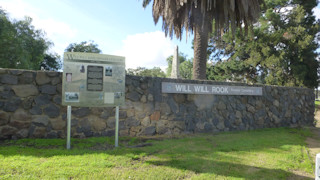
[{"x1": 192, "y1": 7, "x2": 210, "y2": 80}]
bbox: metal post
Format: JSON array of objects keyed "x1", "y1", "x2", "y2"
[
  {"x1": 316, "y1": 153, "x2": 320, "y2": 180},
  {"x1": 67, "y1": 106, "x2": 72, "y2": 149},
  {"x1": 115, "y1": 106, "x2": 119, "y2": 147}
]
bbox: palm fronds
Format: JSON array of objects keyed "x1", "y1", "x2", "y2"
[{"x1": 143, "y1": 0, "x2": 263, "y2": 39}]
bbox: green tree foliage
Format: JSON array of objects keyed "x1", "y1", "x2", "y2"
[
  {"x1": 40, "y1": 53, "x2": 62, "y2": 71},
  {"x1": 179, "y1": 60, "x2": 193, "y2": 79},
  {"x1": 0, "y1": 8, "x2": 53, "y2": 70},
  {"x1": 166, "y1": 53, "x2": 193, "y2": 79},
  {"x1": 207, "y1": 0, "x2": 320, "y2": 88},
  {"x1": 126, "y1": 67, "x2": 166, "y2": 78},
  {"x1": 65, "y1": 40, "x2": 102, "y2": 53}
]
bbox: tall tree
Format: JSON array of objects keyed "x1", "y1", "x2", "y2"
[
  {"x1": 207, "y1": 0, "x2": 320, "y2": 88},
  {"x1": 143, "y1": 0, "x2": 263, "y2": 80},
  {"x1": 65, "y1": 40, "x2": 102, "y2": 53},
  {"x1": 0, "y1": 9, "x2": 52, "y2": 70}
]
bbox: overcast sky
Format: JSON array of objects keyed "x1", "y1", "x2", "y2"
[{"x1": 1, "y1": 0, "x2": 320, "y2": 70}]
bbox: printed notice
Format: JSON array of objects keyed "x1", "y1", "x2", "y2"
[
  {"x1": 104, "y1": 92, "x2": 114, "y2": 104},
  {"x1": 87, "y1": 65, "x2": 103, "y2": 91}
]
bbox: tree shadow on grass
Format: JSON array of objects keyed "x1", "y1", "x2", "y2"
[{"x1": 146, "y1": 158, "x2": 313, "y2": 180}]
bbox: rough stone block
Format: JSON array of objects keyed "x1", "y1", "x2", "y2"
[
  {"x1": 235, "y1": 111, "x2": 242, "y2": 119},
  {"x1": 147, "y1": 94, "x2": 154, "y2": 101},
  {"x1": 141, "y1": 126, "x2": 155, "y2": 136},
  {"x1": 29, "y1": 106, "x2": 42, "y2": 115},
  {"x1": 9, "y1": 120, "x2": 31, "y2": 129},
  {"x1": 50, "y1": 118, "x2": 66, "y2": 130},
  {"x1": 36, "y1": 72, "x2": 51, "y2": 85},
  {"x1": 141, "y1": 116, "x2": 150, "y2": 127},
  {"x1": 43, "y1": 104, "x2": 60, "y2": 118},
  {"x1": 0, "y1": 125, "x2": 18, "y2": 138},
  {"x1": 73, "y1": 107, "x2": 90, "y2": 118},
  {"x1": 1, "y1": 74, "x2": 18, "y2": 84},
  {"x1": 19, "y1": 72, "x2": 35, "y2": 84},
  {"x1": 127, "y1": 91, "x2": 141, "y2": 102},
  {"x1": 0, "y1": 110, "x2": 9, "y2": 126},
  {"x1": 32, "y1": 115, "x2": 49, "y2": 127},
  {"x1": 125, "y1": 117, "x2": 140, "y2": 127},
  {"x1": 216, "y1": 121, "x2": 225, "y2": 130},
  {"x1": 53, "y1": 95, "x2": 61, "y2": 105},
  {"x1": 57, "y1": 84, "x2": 62, "y2": 94},
  {"x1": 119, "y1": 111, "x2": 127, "y2": 119},
  {"x1": 16, "y1": 129, "x2": 29, "y2": 138},
  {"x1": 51, "y1": 77, "x2": 61, "y2": 85},
  {"x1": 3, "y1": 97, "x2": 20, "y2": 112},
  {"x1": 12, "y1": 84, "x2": 39, "y2": 97},
  {"x1": 12, "y1": 108, "x2": 31, "y2": 121},
  {"x1": 168, "y1": 98, "x2": 179, "y2": 113},
  {"x1": 247, "y1": 104, "x2": 256, "y2": 114},
  {"x1": 150, "y1": 111, "x2": 160, "y2": 121},
  {"x1": 30, "y1": 126, "x2": 47, "y2": 138},
  {"x1": 140, "y1": 95, "x2": 147, "y2": 103},
  {"x1": 47, "y1": 131, "x2": 58, "y2": 139},
  {"x1": 156, "y1": 120, "x2": 168, "y2": 134},
  {"x1": 130, "y1": 126, "x2": 141, "y2": 133},
  {"x1": 173, "y1": 94, "x2": 186, "y2": 103},
  {"x1": 120, "y1": 129, "x2": 129, "y2": 136},
  {"x1": 100, "y1": 111, "x2": 110, "y2": 119},
  {"x1": 217, "y1": 101, "x2": 227, "y2": 110},
  {"x1": 40, "y1": 85, "x2": 57, "y2": 95},
  {"x1": 46, "y1": 71, "x2": 59, "y2": 77},
  {"x1": 102, "y1": 129, "x2": 115, "y2": 137},
  {"x1": 22, "y1": 97, "x2": 34, "y2": 110},
  {"x1": 35, "y1": 94, "x2": 52, "y2": 106},
  {"x1": 89, "y1": 116, "x2": 106, "y2": 131}
]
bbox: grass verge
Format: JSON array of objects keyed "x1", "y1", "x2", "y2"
[{"x1": 0, "y1": 128, "x2": 314, "y2": 179}]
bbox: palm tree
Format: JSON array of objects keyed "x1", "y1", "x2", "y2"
[{"x1": 143, "y1": 0, "x2": 263, "y2": 80}]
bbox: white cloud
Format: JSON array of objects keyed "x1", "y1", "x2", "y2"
[
  {"x1": 313, "y1": 6, "x2": 320, "y2": 20},
  {"x1": 115, "y1": 31, "x2": 174, "y2": 70}
]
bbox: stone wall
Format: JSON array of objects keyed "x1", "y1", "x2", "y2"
[{"x1": 0, "y1": 68, "x2": 315, "y2": 139}]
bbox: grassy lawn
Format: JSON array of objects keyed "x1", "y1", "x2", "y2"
[
  {"x1": 316, "y1": 100, "x2": 320, "y2": 109},
  {"x1": 0, "y1": 128, "x2": 314, "y2": 179}
]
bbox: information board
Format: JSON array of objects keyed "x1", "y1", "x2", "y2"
[{"x1": 62, "y1": 52, "x2": 125, "y2": 107}]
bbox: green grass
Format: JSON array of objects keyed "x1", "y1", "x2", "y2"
[{"x1": 0, "y1": 128, "x2": 314, "y2": 179}]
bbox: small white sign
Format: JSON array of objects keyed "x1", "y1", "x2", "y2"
[{"x1": 104, "y1": 92, "x2": 114, "y2": 104}]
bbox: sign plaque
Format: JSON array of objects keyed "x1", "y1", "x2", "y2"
[{"x1": 162, "y1": 82, "x2": 263, "y2": 96}]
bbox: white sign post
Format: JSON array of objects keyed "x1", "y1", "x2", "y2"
[
  {"x1": 66, "y1": 106, "x2": 71, "y2": 149},
  {"x1": 115, "y1": 106, "x2": 119, "y2": 147},
  {"x1": 316, "y1": 153, "x2": 320, "y2": 180}
]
